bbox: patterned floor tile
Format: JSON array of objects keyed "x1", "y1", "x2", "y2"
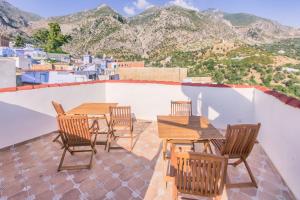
[{"x1": 0, "y1": 120, "x2": 295, "y2": 200}]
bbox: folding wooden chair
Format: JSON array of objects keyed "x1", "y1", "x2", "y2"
[
  {"x1": 52, "y1": 101, "x2": 66, "y2": 143},
  {"x1": 166, "y1": 101, "x2": 211, "y2": 158},
  {"x1": 106, "y1": 106, "x2": 134, "y2": 152},
  {"x1": 211, "y1": 123, "x2": 261, "y2": 188},
  {"x1": 171, "y1": 101, "x2": 192, "y2": 116},
  {"x1": 57, "y1": 115, "x2": 98, "y2": 171},
  {"x1": 169, "y1": 144, "x2": 228, "y2": 200}
]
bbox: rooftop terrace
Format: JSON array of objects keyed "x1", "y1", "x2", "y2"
[
  {"x1": 0, "y1": 80, "x2": 299, "y2": 199},
  {"x1": 0, "y1": 120, "x2": 294, "y2": 200}
]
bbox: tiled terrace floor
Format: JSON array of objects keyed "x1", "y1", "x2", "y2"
[{"x1": 0, "y1": 120, "x2": 295, "y2": 200}]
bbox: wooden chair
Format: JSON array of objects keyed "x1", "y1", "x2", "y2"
[
  {"x1": 211, "y1": 123, "x2": 261, "y2": 188},
  {"x1": 166, "y1": 101, "x2": 194, "y2": 159},
  {"x1": 169, "y1": 144, "x2": 228, "y2": 200},
  {"x1": 106, "y1": 106, "x2": 134, "y2": 152},
  {"x1": 171, "y1": 101, "x2": 192, "y2": 116},
  {"x1": 57, "y1": 115, "x2": 98, "y2": 171},
  {"x1": 52, "y1": 101, "x2": 66, "y2": 143}
]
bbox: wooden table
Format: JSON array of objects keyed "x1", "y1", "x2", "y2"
[
  {"x1": 67, "y1": 103, "x2": 117, "y2": 116},
  {"x1": 67, "y1": 103, "x2": 118, "y2": 145},
  {"x1": 157, "y1": 115, "x2": 224, "y2": 156}
]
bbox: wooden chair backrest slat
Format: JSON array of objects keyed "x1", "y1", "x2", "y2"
[
  {"x1": 57, "y1": 115, "x2": 91, "y2": 146},
  {"x1": 171, "y1": 151, "x2": 228, "y2": 197},
  {"x1": 171, "y1": 101, "x2": 192, "y2": 116},
  {"x1": 109, "y1": 106, "x2": 132, "y2": 127},
  {"x1": 222, "y1": 123, "x2": 261, "y2": 158},
  {"x1": 52, "y1": 101, "x2": 65, "y2": 115}
]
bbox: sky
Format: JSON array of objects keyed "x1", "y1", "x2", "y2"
[{"x1": 6, "y1": 0, "x2": 300, "y2": 27}]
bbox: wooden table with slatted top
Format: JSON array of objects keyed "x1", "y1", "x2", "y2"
[
  {"x1": 157, "y1": 115, "x2": 224, "y2": 156},
  {"x1": 67, "y1": 103, "x2": 118, "y2": 116}
]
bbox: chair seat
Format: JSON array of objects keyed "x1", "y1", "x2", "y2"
[{"x1": 211, "y1": 139, "x2": 225, "y2": 152}]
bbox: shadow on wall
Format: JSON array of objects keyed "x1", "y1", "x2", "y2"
[
  {"x1": 0, "y1": 101, "x2": 57, "y2": 149},
  {"x1": 181, "y1": 85, "x2": 255, "y2": 128}
]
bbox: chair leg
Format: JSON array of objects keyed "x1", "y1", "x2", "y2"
[
  {"x1": 130, "y1": 130, "x2": 133, "y2": 151},
  {"x1": 192, "y1": 142, "x2": 195, "y2": 152},
  {"x1": 233, "y1": 159, "x2": 243, "y2": 167},
  {"x1": 243, "y1": 159, "x2": 258, "y2": 188},
  {"x1": 172, "y1": 183, "x2": 178, "y2": 200},
  {"x1": 226, "y1": 158, "x2": 258, "y2": 188},
  {"x1": 163, "y1": 139, "x2": 167, "y2": 160},
  {"x1": 106, "y1": 133, "x2": 112, "y2": 152},
  {"x1": 58, "y1": 148, "x2": 67, "y2": 171},
  {"x1": 53, "y1": 134, "x2": 60, "y2": 142},
  {"x1": 89, "y1": 149, "x2": 94, "y2": 169}
]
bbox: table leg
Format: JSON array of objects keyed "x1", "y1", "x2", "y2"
[{"x1": 163, "y1": 139, "x2": 167, "y2": 160}]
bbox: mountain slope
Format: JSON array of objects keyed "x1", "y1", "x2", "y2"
[
  {"x1": 0, "y1": 0, "x2": 42, "y2": 34},
  {"x1": 13, "y1": 3, "x2": 300, "y2": 59}
]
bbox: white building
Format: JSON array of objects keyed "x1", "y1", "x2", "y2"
[
  {"x1": 48, "y1": 71, "x2": 89, "y2": 83},
  {"x1": 0, "y1": 58, "x2": 16, "y2": 88},
  {"x1": 83, "y1": 55, "x2": 92, "y2": 64},
  {"x1": 14, "y1": 56, "x2": 32, "y2": 70}
]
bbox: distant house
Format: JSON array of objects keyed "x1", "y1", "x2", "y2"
[
  {"x1": 23, "y1": 47, "x2": 47, "y2": 60},
  {"x1": 14, "y1": 56, "x2": 32, "y2": 70},
  {"x1": 47, "y1": 53, "x2": 71, "y2": 63},
  {"x1": 0, "y1": 36, "x2": 9, "y2": 47},
  {"x1": 83, "y1": 54, "x2": 92, "y2": 64},
  {"x1": 0, "y1": 47, "x2": 14, "y2": 57},
  {"x1": 13, "y1": 48, "x2": 25, "y2": 57},
  {"x1": 22, "y1": 70, "x2": 89, "y2": 84}
]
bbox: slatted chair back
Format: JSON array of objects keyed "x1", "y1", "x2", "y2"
[
  {"x1": 109, "y1": 106, "x2": 132, "y2": 128},
  {"x1": 57, "y1": 115, "x2": 91, "y2": 146},
  {"x1": 221, "y1": 123, "x2": 261, "y2": 158},
  {"x1": 172, "y1": 150, "x2": 228, "y2": 197},
  {"x1": 171, "y1": 101, "x2": 192, "y2": 116},
  {"x1": 52, "y1": 101, "x2": 65, "y2": 116}
]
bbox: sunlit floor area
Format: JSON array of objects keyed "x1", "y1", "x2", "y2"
[{"x1": 0, "y1": 120, "x2": 295, "y2": 200}]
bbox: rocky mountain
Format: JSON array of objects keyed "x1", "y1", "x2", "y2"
[
  {"x1": 0, "y1": 0, "x2": 42, "y2": 35},
  {"x1": 36, "y1": 5, "x2": 299, "y2": 58},
  {"x1": 2, "y1": 1, "x2": 300, "y2": 58}
]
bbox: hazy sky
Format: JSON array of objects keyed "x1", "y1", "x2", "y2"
[{"x1": 6, "y1": 0, "x2": 300, "y2": 27}]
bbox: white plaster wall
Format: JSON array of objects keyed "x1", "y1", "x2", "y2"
[
  {"x1": 254, "y1": 89, "x2": 300, "y2": 199},
  {"x1": 0, "y1": 83, "x2": 106, "y2": 148},
  {"x1": 0, "y1": 58, "x2": 16, "y2": 88},
  {"x1": 48, "y1": 72, "x2": 89, "y2": 83},
  {"x1": 105, "y1": 83, "x2": 255, "y2": 128}
]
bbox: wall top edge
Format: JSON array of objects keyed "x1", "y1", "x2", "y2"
[{"x1": 0, "y1": 80, "x2": 298, "y2": 109}]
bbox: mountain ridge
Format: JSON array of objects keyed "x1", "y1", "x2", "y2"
[
  {"x1": 1, "y1": 1, "x2": 300, "y2": 59},
  {"x1": 0, "y1": 0, "x2": 42, "y2": 35}
]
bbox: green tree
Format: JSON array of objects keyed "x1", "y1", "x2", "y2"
[
  {"x1": 33, "y1": 29, "x2": 49, "y2": 47},
  {"x1": 33, "y1": 23, "x2": 72, "y2": 53},
  {"x1": 14, "y1": 35, "x2": 25, "y2": 47},
  {"x1": 212, "y1": 71, "x2": 225, "y2": 84}
]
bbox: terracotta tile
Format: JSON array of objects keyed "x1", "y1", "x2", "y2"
[
  {"x1": 104, "y1": 178, "x2": 121, "y2": 191},
  {"x1": 61, "y1": 189, "x2": 81, "y2": 200},
  {"x1": 239, "y1": 188, "x2": 259, "y2": 197},
  {"x1": 114, "y1": 186, "x2": 133, "y2": 200},
  {"x1": 258, "y1": 191, "x2": 278, "y2": 200},
  {"x1": 128, "y1": 177, "x2": 145, "y2": 191},
  {"x1": 34, "y1": 190, "x2": 55, "y2": 200},
  {"x1": 54, "y1": 180, "x2": 74, "y2": 195},
  {"x1": 0, "y1": 121, "x2": 295, "y2": 200},
  {"x1": 8, "y1": 191, "x2": 28, "y2": 200}
]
